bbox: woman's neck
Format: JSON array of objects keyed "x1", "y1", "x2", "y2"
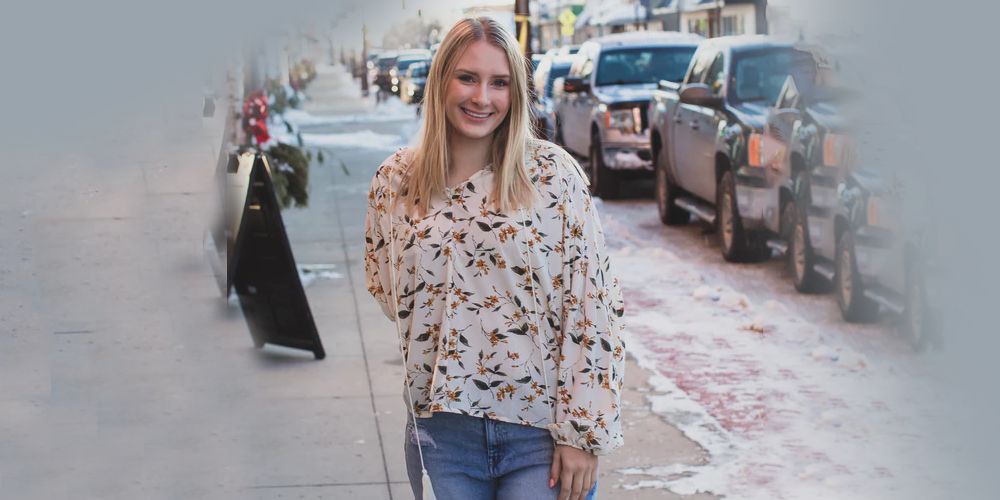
[{"x1": 448, "y1": 133, "x2": 492, "y2": 180}]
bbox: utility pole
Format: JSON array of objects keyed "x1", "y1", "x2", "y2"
[
  {"x1": 361, "y1": 20, "x2": 370, "y2": 96},
  {"x1": 515, "y1": 0, "x2": 532, "y2": 60}
]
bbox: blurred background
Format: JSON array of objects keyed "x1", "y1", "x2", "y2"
[{"x1": 0, "y1": 0, "x2": 997, "y2": 499}]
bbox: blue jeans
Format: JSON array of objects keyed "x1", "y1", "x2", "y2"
[{"x1": 404, "y1": 412, "x2": 598, "y2": 500}]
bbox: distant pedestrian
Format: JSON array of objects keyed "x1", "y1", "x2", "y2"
[{"x1": 364, "y1": 16, "x2": 626, "y2": 500}]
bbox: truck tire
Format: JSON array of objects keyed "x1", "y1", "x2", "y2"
[
  {"x1": 655, "y1": 141, "x2": 688, "y2": 225},
  {"x1": 903, "y1": 256, "x2": 934, "y2": 352},
  {"x1": 835, "y1": 230, "x2": 880, "y2": 323},
  {"x1": 788, "y1": 202, "x2": 832, "y2": 293},
  {"x1": 717, "y1": 170, "x2": 766, "y2": 263},
  {"x1": 590, "y1": 134, "x2": 620, "y2": 199}
]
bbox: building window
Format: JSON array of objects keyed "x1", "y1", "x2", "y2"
[
  {"x1": 721, "y1": 14, "x2": 744, "y2": 36},
  {"x1": 688, "y1": 18, "x2": 708, "y2": 37}
]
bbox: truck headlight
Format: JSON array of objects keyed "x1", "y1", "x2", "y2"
[
  {"x1": 390, "y1": 69, "x2": 397, "y2": 76},
  {"x1": 407, "y1": 84, "x2": 416, "y2": 96},
  {"x1": 606, "y1": 109, "x2": 635, "y2": 132},
  {"x1": 392, "y1": 77, "x2": 399, "y2": 85}
]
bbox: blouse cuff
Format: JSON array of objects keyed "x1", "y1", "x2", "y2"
[{"x1": 547, "y1": 419, "x2": 622, "y2": 456}]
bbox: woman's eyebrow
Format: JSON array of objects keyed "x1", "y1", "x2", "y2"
[{"x1": 455, "y1": 68, "x2": 510, "y2": 79}]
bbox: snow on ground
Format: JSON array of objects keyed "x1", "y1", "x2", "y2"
[
  {"x1": 280, "y1": 100, "x2": 416, "y2": 128},
  {"x1": 268, "y1": 113, "x2": 404, "y2": 152},
  {"x1": 297, "y1": 131, "x2": 402, "y2": 150},
  {"x1": 601, "y1": 213, "x2": 962, "y2": 499}
]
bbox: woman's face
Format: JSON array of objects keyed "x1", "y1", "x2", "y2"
[{"x1": 444, "y1": 40, "x2": 512, "y2": 143}]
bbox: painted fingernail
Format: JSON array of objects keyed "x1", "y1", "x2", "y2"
[{"x1": 549, "y1": 479, "x2": 555, "y2": 488}]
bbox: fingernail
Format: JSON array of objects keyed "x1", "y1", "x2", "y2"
[{"x1": 549, "y1": 479, "x2": 555, "y2": 488}]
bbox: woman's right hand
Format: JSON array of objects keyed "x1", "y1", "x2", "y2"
[{"x1": 550, "y1": 444, "x2": 598, "y2": 500}]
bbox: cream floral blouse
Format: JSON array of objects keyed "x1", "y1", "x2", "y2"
[{"x1": 365, "y1": 140, "x2": 626, "y2": 455}]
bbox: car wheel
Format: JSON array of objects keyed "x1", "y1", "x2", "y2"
[
  {"x1": 717, "y1": 170, "x2": 766, "y2": 263},
  {"x1": 903, "y1": 256, "x2": 934, "y2": 352},
  {"x1": 655, "y1": 141, "x2": 687, "y2": 225},
  {"x1": 788, "y1": 202, "x2": 832, "y2": 293},
  {"x1": 835, "y1": 230, "x2": 880, "y2": 322},
  {"x1": 590, "y1": 134, "x2": 620, "y2": 199}
]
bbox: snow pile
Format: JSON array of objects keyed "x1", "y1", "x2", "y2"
[{"x1": 603, "y1": 222, "x2": 961, "y2": 499}]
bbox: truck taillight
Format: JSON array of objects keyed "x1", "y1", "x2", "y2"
[{"x1": 748, "y1": 133, "x2": 763, "y2": 167}]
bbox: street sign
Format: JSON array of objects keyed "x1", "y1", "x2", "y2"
[
  {"x1": 559, "y1": 8, "x2": 576, "y2": 37},
  {"x1": 226, "y1": 152, "x2": 325, "y2": 359}
]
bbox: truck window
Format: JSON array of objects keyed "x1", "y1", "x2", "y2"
[
  {"x1": 704, "y1": 52, "x2": 726, "y2": 96},
  {"x1": 685, "y1": 50, "x2": 714, "y2": 86},
  {"x1": 730, "y1": 48, "x2": 796, "y2": 105},
  {"x1": 579, "y1": 57, "x2": 595, "y2": 81},
  {"x1": 595, "y1": 47, "x2": 696, "y2": 86}
]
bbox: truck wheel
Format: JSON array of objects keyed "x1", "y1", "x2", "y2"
[
  {"x1": 903, "y1": 256, "x2": 934, "y2": 352},
  {"x1": 788, "y1": 202, "x2": 832, "y2": 293},
  {"x1": 717, "y1": 170, "x2": 766, "y2": 263},
  {"x1": 835, "y1": 230, "x2": 880, "y2": 323},
  {"x1": 655, "y1": 143, "x2": 687, "y2": 225},
  {"x1": 590, "y1": 134, "x2": 620, "y2": 199}
]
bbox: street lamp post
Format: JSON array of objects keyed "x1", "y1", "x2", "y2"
[{"x1": 361, "y1": 22, "x2": 370, "y2": 96}]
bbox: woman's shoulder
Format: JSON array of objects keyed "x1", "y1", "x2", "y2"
[
  {"x1": 373, "y1": 147, "x2": 415, "y2": 186},
  {"x1": 526, "y1": 139, "x2": 590, "y2": 192}
]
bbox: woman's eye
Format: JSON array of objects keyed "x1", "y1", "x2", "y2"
[
  {"x1": 459, "y1": 75, "x2": 474, "y2": 83},
  {"x1": 493, "y1": 80, "x2": 509, "y2": 88}
]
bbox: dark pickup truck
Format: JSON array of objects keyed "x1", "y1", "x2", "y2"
[{"x1": 648, "y1": 35, "x2": 804, "y2": 262}]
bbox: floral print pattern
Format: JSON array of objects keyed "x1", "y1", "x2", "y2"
[{"x1": 365, "y1": 140, "x2": 626, "y2": 455}]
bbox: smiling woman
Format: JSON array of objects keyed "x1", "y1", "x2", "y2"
[{"x1": 365, "y1": 16, "x2": 626, "y2": 500}]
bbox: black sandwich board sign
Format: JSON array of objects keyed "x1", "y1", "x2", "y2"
[{"x1": 222, "y1": 151, "x2": 325, "y2": 360}]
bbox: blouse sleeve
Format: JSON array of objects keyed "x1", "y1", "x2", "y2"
[
  {"x1": 365, "y1": 162, "x2": 396, "y2": 321},
  {"x1": 548, "y1": 150, "x2": 626, "y2": 456}
]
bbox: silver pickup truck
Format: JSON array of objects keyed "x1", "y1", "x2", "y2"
[
  {"x1": 551, "y1": 31, "x2": 702, "y2": 199},
  {"x1": 648, "y1": 35, "x2": 802, "y2": 263}
]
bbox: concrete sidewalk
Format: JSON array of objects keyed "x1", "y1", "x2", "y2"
[{"x1": 0, "y1": 66, "x2": 714, "y2": 500}]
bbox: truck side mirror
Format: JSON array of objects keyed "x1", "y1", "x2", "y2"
[{"x1": 679, "y1": 83, "x2": 723, "y2": 108}]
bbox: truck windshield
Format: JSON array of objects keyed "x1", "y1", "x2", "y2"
[
  {"x1": 595, "y1": 47, "x2": 696, "y2": 86},
  {"x1": 731, "y1": 48, "x2": 797, "y2": 105}
]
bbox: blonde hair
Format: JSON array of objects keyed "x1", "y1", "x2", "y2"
[{"x1": 402, "y1": 16, "x2": 537, "y2": 218}]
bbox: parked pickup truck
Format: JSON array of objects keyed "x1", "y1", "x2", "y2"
[
  {"x1": 551, "y1": 31, "x2": 702, "y2": 198},
  {"x1": 648, "y1": 35, "x2": 804, "y2": 262}
]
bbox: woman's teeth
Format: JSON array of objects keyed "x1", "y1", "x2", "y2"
[{"x1": 462, "y1": 108, "x2": 490, "y2": 119}]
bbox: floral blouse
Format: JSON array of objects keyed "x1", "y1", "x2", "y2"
[{"x1": 364, "y1": 140, "x2": 626, "y2": 455}]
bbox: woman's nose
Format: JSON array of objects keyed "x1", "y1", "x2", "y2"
[{"x1": 471, "y1": 83, "x2": 490, "y2": 106}]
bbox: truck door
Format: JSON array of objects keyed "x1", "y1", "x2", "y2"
[
  {"x1": 671, "y1": 50, "x2": 715, "y2": 194},
  {"x1": 689, "y1": 51, "x2": 727, "y2": 201}
]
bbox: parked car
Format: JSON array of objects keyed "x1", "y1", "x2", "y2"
[
  {"x1": 373, "y1": 52, "x2": 399, "y2": 91},
  {"x1": 557, "y1": 44, "x2": 582, "y2": 57},
  {"x1": 648, "y1": 35, "x2": 801, "y2": 262},
  {"x1": 389, "y1": 52, "x2": 431, "y2": 96},
  {"x1": 531, "y1": 55, "x2": 575, "y2": 142},
  {"x1": 552, "y1": 31, "x2": 702, "y2": 198},
  {"x1": 399, "y1": 61, "x2": 429, "y2": 107},
  {"x1": 763, "y1": 48, "x2": 864, "y2": 293},
  {"x1": 531, "y1": 53, "x2": 545, "y2": 71}
]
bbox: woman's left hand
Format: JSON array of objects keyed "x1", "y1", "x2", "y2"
[{"x1": 550, "y1": 444, "x2": 598, "y2": 500}]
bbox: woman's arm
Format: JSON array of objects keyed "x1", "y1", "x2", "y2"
[
  {"x1": 547, "y1": 148, "x2": 626, "y2": 457},
  {"x1": 365, "y1": 163, "x2": 397, "y2": 321}
]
